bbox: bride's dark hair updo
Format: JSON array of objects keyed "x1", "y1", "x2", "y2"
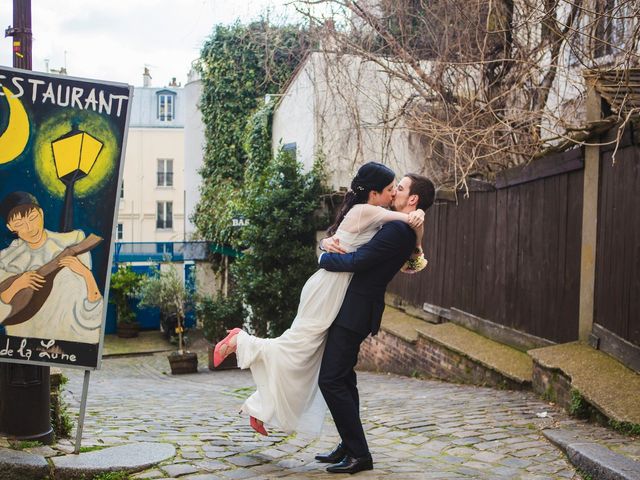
[{"x1": 326, "y1": 162, "x2": 395, "y2": 237}]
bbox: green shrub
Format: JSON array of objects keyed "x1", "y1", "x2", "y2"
[
  {"x1": 199, "y1": 294, "x2": 246, "y2": 343},
  {"x1": 137, "y1": 264, "x2": 193, "y2": 353},
  {"x1": 109, "y1": 266, "x2": 143, "y2": 326},
  {"x1": 232, "y1": 150, "x2": 324, "y2": 337},
  {"x1": 192, "y1": 22, "x2": 323, "y2": 339}
]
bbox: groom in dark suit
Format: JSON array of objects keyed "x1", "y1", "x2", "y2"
[{"x1": 316, "y1": 173, "x2": 435, "y2": 474}]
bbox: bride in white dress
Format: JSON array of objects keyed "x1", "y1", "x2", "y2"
[{"x1": 213, "y1": 162, "x2": 425, "y2": 436}]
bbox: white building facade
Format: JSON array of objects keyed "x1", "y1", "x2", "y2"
[
  {"x1": 271, "y1": 52, "x2": 429, "y2": 190},
  {"x1": 117, "y1": 72, "x2": 187, "y2": 242},
  {"x1": 183, "y1": 68, "x2": 206, "y2": 237}
]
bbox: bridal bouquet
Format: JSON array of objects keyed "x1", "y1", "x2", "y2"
[{"x1": 401, "y1": 251, "x2": 428, "y2": 274}]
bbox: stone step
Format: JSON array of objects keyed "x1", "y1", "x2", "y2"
[
  {"x1": 0, "y1": 447, "x2": 49, "y2": 480},
  {"x1": 529, "y1": 342, "x2": 640, "y2": 427},
  {"x1": 359, "y1": 306, "x2": 532, "y2": 390},
  {"x1": 544, "y1": 428, "x2": 640, "y2": 480},
  {"x1": 414, "y1": 321, "x2": 533, "y2": 385},
  {"x1": 361, "y1": 304, "x2": 640, "y2": 436},
  {"x1": 0, "y1": 442, "x2": 175, "y2": 480}
]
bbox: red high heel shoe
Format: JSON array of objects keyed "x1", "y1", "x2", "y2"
[
  {"x1": 213, "y1": 328, "x2": 241, "y2": 367},
  {"x1": 250, "y1": 416, "x2": 269, "y2": 436}
]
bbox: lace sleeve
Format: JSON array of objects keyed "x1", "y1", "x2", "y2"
[{"x1": 339, "y1": 204, "x2": 409, "y2": 234}]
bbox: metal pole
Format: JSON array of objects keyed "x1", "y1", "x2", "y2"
[
  {"x1": 5, "y1": 0, "x2": 33, "y2": 69},
  {"x1": 0, "y1": 0, "x2": 53, "y2": 445},
  {"x1": 73, "y1": 370, "x2": 91, "y2": 454}
]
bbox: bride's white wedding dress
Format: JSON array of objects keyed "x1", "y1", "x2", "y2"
[{"x1": 234, "y1": 204, "x2": 411, "y2": 435}]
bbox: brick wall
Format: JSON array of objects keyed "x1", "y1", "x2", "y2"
[
  {"x1": 358, "y1": 330, "x2": 420, "y2": 377},
  {"x1": 358, "y1": 329, "x2": 527, "y2": 390},
  {"x1": 531, "y1": 361, "x2": 573, "y2": 408}
]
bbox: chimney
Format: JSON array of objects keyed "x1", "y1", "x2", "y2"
[{"x1": 143, "y1": 67, "x2": 152, "y2": 87}]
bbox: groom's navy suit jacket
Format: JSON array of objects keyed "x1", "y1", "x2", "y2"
[{"x1": 319, "y1": 220, "x2": 416, "y2": 337}]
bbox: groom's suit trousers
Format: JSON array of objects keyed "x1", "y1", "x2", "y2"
[{"x1": 319, "y1": 323, "x2": 369, "y2": 458}]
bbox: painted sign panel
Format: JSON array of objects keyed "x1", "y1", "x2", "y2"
[{"x1": 0, "y1": 66, "x2": 132, "y2": 369}]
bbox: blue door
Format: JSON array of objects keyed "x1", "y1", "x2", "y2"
[
  {"x1": 130, "y1": 264, "x2": 161, "y2": 330},
  {"x1": 105, "y1": 263, "x2": 160, "y2": 333}
]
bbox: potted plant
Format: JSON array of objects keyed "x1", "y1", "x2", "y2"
[
  {"x1": 199, "y1": 293, "x2": 245, "y2": 370},
  {"x1": 137, "y1": 264, "x2": 197, "y2": 374},
  {"x1": 109, "y1": 265, "x2": 143, "y2": 338}
]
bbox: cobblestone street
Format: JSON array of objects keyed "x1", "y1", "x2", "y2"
[{"x1": 58, "y1": 352, "x2": 596, "y2": 479}]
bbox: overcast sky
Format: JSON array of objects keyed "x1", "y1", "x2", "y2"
[{"x1": 0, "y1": 0, "x2": 300, "y2": 87}]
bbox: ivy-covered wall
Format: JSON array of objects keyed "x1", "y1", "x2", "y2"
[
  {"x1": 196, "y1": 22, "x2": 309, "y2": 181},
  {"x1": 193, "y1": 21, "x2": 327, "y2": 336},
  {"x1": 193, "y1": 21, "x2": 311, "y2": 245}
]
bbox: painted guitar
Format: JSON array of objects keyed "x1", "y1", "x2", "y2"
[{"x1": 0, "y1": 233, "x2": 103, "y2": 326}]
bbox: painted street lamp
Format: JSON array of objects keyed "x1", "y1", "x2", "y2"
[{"x1": 51, "y1": 126, "x2": 103, "y2": 231}]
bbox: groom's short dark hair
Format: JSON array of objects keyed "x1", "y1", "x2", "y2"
[{"x1": 406, "y1": 174, "x2": 435, "y2": 211}]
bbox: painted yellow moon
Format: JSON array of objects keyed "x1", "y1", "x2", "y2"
[{"x1": 0, "y1": 86, "x2": 30, "y2": 164}]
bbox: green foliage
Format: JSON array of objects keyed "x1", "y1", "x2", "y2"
[
  {"x1": 193, "y1": 21, "x2": 310, "y2": 243},
  {"x1": 193, "y1": 179, "x2": 244, "y2": 246},
  {"x1": 52, "y1": 399, "x2": 73, "y2": 439},
  {"x1": 199, "y1": 293, "x2": 246, "y2": 342},
  {"x1": 576, "y1": 470, "x2": 593, "y2": 480},
  {"x1": 609, "y1": 419, "x2": 640, "y2": 436},
  {"x1": 232, "y1": 150, "x2": 325, "y2": 337},
  {"x1": 137, "y1": 265, "x2": 190, "y2": 317},
  {"x1": 15, "y1": 440, "x2": 42, "y2": 450},
  {"x1": 79, "y1": 445, "x2": 106, "y2": 453},
  {"x1": 193, "y1": 20, "x2": 324, "y2": 338},
  {"x1": 197, "y1": 21, "x2": 308, "y2": 181},
  {"x1": 51, "y1": 372, "x2": 73, "y2": 440},
  {"x1": 109, "y1": 266, "x2": 143, "y2": 326},
  {"x1": 137, "y1": 264, "x2": 192, "y2": 352},
  {"x1": 229, "y1": 386, "x2": 257, "y2": 399},
  {"x1": 91, "y1": 472, "x2": 129, "y2": 480},
  {"x1": 243, "y1": 100, "x2": 275, "y2": 181},
  {"x1": 194, "y1": 94, "x2": 273, "y2": 244},
  {"x1": 569, "y1": 388, "x2": 590, "y2": 419}
]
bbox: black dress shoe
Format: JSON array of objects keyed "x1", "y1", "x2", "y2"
[
  {"x1": 326, "y1": 454, "x2": 373, "y2": 474},
  {"x1": 315, "y1": 443, "x2": 347, "y2": 463}
]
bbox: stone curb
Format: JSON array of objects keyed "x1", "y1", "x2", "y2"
[
  {"x1": 102, "y1": 349, "x2": 171, "y2": 359},
  {"x1": 544, "y1": 429, "x2": 640, "y2": 480},
  {"x1": 0, "y1": 442, "x2": 175, "y2": 480},
  {"x1": 0, "y1": 447, "x2": 49, "y2": 480}
]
